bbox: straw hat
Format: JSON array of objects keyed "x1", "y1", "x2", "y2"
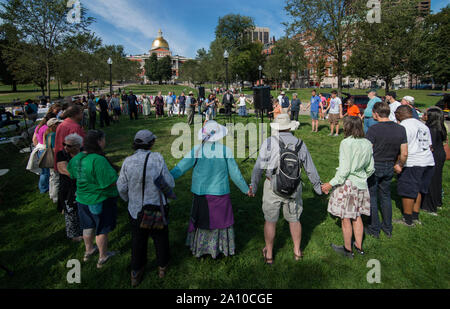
[
  {"x1": 198, "y1": 120, "x2": 228, "y2": 142},
  {"x1": 270, "y1": 114, "x2": 294, "y2": 131}
]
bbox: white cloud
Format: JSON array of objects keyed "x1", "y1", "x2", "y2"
[{"x1": 83, "y1": 0, "x2": 205, "y2": 57}]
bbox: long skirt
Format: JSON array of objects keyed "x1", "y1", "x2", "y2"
[
  {"x1": 327, "y1": 180, "x2": 371, "y2": 220},
  {"x1": 186, "y1": 194, "x2": 235, "y2": 258}
]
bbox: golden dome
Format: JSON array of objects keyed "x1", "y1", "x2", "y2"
[{"x1": 151, "y1": 29, "x2": 169, "y2": 50}]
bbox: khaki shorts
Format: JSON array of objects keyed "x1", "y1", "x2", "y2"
[
  {"x1": 328, "y1": 113, "x2": 340, "y2": 125},
  {"x1": 262, "y1": 179, "x2": 303, "y2": 223}
]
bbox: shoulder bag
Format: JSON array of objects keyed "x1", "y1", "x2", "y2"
[
  {"x1": 140, "y1": 152, "x2": 168, "y2": 230},
  {"x1": 38, "y1": 134, "x2": 55, "y2": 169}
]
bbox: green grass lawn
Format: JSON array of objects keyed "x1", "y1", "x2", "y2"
[{"x1": 0, "y1": 109, "x2": 449, "y2": 289}]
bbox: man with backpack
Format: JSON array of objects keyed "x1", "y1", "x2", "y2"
[{"x1": 250, "y1": 114, "x2": 323, "y2": 264}]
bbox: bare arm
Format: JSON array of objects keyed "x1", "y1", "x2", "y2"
[{"x1": 57, "y1": 161, "x2": 70, "y2": 177}]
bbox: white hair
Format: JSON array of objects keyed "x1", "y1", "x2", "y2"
[{"x1": 65, "y1": 133, "x2": 83, "y2": 147}]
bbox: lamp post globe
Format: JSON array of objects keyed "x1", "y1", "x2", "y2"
[
  {"x1": 223, "y1": 50, "x2": 229, "y2": 91},
  {"x1": 107, "y1": 58, "x2": 113, "y2": 96}
]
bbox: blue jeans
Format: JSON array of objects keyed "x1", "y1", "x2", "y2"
[
  {"x1": 364, "y1": 117, "x2": 378, "y2": 134},
  {"x1": 367, "y1": 162, "x2": 394, "y2": 235},
  {"x1": 37, "y1": 150, "x2": 50, "y2": 193}
]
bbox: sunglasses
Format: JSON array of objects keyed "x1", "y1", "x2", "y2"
[{"x1": 63, "y1": 143, "x2": 75, "y2": 148}]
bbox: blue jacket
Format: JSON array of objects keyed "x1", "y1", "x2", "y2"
[{"x1": 170, "y1": 142, "x2": 249, "y2": 196}]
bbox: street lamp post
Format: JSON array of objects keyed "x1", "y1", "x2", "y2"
[
  {"x1": 223, "y1": 50, "x2": 229, "y2": 91},
  {"x1": 279, "y1": 69, "x2": 283, "y2": 94},
  {"x1": 107, "y1": 57, "x2": 113, "y2": 96},
  {"x1": 258, "y1": 65, "x2": 262, "y2": 85}
]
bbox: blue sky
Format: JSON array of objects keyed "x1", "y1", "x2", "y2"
[
  {"x1": 1, "y1": 0, "x2": 449, "y2": 59},
  {"x1": 83, "y1": 0, "x2": 291, "y2": 58}
]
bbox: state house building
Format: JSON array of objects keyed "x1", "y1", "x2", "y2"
[{"x1": 127, "y1": 29, "x2": 191, "y2": 83}]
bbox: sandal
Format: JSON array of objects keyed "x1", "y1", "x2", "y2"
[
  {"x1": 83, "y1": 245, "x2": 98, "y2": 262},
  {"x1": 262, "y1": 248, "x2": 273, "y2": 265},
  {"x1": 158, "y1": 266, "x2": 167, "y2": 279},
  {"x1": 97, "y1": 251, "x2": 117, "y2": 269},
  {"x1": 294, "y1": 251, "x2": 304, "y2": 261}
]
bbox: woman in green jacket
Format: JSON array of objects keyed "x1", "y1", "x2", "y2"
[{"x1": 171, "y1": 121, "x2": 252, "y2": 259}]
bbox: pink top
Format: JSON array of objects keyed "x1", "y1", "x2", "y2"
[{"x1": 35, "y1": 124, "x2": 49, "y2": 145}]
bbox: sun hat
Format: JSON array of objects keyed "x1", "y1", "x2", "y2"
[
  {"x1": 134, "y1": 130, "x2": 157, "y2": 144},
  {"x1": 270, "y1": 114, "x2": 294, "y2": 131},
  {"x1": 198, "y1": 120, "x2": 228, "y2": 142},
  {"x1": 189, "y1": 91, "x2": 194, "y2": 95},
  {"x1": 281, "y1": 91, "x2": 285, "y2": 95},
  {"x1": 46, "y1": 118, "x2": 63, "y2": 127},
  {"x1": 402, "y1": 96, "x2": 415, "y2": 104}
]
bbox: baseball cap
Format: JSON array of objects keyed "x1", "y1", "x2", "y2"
[
  {"x1": 402, "y1": 96, "x2": 415, "y2": 104},
  {"x1": 134, "y1": 130, "x2": 157, "y2": 144}
]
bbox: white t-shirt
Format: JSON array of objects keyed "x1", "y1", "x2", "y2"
[
  {"x1": 389, "y1": 101, "x2": 402, "y2": 122},
  {"x1": 329, "y1": 97, "x2": 342, "y2": 114},
  {"x1": 277, "y1": 95, "x2": 283, "y2": 104},
  {"x1": 239, "y1": 97, "x2": 247, "y2": 107},
  {"x1": 400, "y1": 118, "x2": 435, "y2": 167}
]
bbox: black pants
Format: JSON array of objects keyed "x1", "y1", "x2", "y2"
[
  {"x1": 99, "y1": 111, "x2": 110, "y2": 127},
  {"x1": 129, "y1": 108, "x2": 138, "y2": 120},
  {"x1": 225, "y1": 104, "x2": 232, "y2": 116},
  {"x1": 130, "y1": 209, "x2": 170, "y2": 271},
  {"x1": 290, "y1": 110, "x2": 299, "y2": 121},
  {"x1": 89, "y1": 111, "x2": 96, "y2": 130}
]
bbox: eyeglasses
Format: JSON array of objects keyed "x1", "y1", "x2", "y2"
[{"x1": 63, "y1": 143, "x2": 75, "y2": 148}]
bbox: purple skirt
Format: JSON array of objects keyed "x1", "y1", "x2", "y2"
[{"x1": 188, "y1": 194, "x2": 234, "y2": 233}]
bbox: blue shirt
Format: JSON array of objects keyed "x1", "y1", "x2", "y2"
[
  {"x1": 310, "y1": 96, "x2": 321, "y2": 112},
  {"x1": 364, "y1": 97, "x2": 382, "y2": 117}
]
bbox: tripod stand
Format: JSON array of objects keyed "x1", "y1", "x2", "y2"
[{"x1": 243, "y1": 108, "x2": 266, "y2": 163}]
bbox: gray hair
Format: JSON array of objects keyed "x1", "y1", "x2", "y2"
[
  {"x1": 293, "y1": 93, "x2": 298, "y2": 97},
  {"x1": 65, "y1": 133, "x2": 83, "y2": 147}
]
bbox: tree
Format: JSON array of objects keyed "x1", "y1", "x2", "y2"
[
  {"x1": 230, "y1": 42, "x2": 266, "y2": 87},
  {"x1": 215, "y1": 14, "x2": 255, "y2": 50},
  {"x1": 425, "y1": 5, "x2": 450, "y2": 90},
  {"x1": 346, "y1": 0, "x2": 421, "y2": 93},
  {"x1": 157, "y1": 56, "x2": 173, "y2": 84},
  {"x1": 0, "y1": 0, "x2": 93, "y2": 100},
  {"x1": 285, "y1": 0, "x2": 365, "y2": 94},
  {"x1": 144, "y1": 53, "x2": 159, "y2": 83},
  {"x1": 263, "y1": 37, "x2": 305, "y2": 87}
]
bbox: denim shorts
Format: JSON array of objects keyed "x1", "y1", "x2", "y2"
[
  {"x1": 77, "y1": 197, "x2": 118, "y2": 235},
  {"x1": 310, "y1": 111, "x2": 319, "y2": 120},
  {"x1": 397, "y1": 166, "x2": 435, "y2": 199}
]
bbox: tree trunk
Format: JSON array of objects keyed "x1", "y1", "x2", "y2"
[
  {"x1": 57, "y1": 77, "x2": 61, "y2": 98},
  {"x1": 337, "y1": 50, "x2": 343, "y2": 96},
  {"x1": 40, "y1": 85, "x2": 45, "y2": 97},
  {"x1": 46, "y1": 59, "x2": 51, "y2": 101},
  {"x1": 12, "y1": 80, "x2": 17, "y2": 92},
  {"x1": 409, "y1": 73, "x2": 413, "y2": 89},
  {"x1": 385, "y1": 77, "x2": 391, "y2": 94}
]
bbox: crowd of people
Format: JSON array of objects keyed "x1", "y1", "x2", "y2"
[{"x1": 21, "y1": 86, "x2": 447, "y2": 287}]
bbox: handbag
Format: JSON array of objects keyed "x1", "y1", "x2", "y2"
[
  {"x1": 139, "y1": 152, "x2": 168, "y2": 230},
  {"x1": 38, "y1": 134, "x2": 55, "y2": 169},
  {"x1": 444, "y1": 138, "x2": 450, "y2": 161}
]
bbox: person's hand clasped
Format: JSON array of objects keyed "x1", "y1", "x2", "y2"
[
  {"x1": 394, "y1": 164, "x2": 403, "y2": 175},
  {"x1": 321, "y1": 183, "x2": 332, "y2": 195},
  {"x1": 247, "y1": 185, "x2": 255, "y2": 197}
]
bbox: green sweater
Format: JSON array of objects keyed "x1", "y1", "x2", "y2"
[{"x1": 329, "y1": 137, "x2": 375, "y2": 190}]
